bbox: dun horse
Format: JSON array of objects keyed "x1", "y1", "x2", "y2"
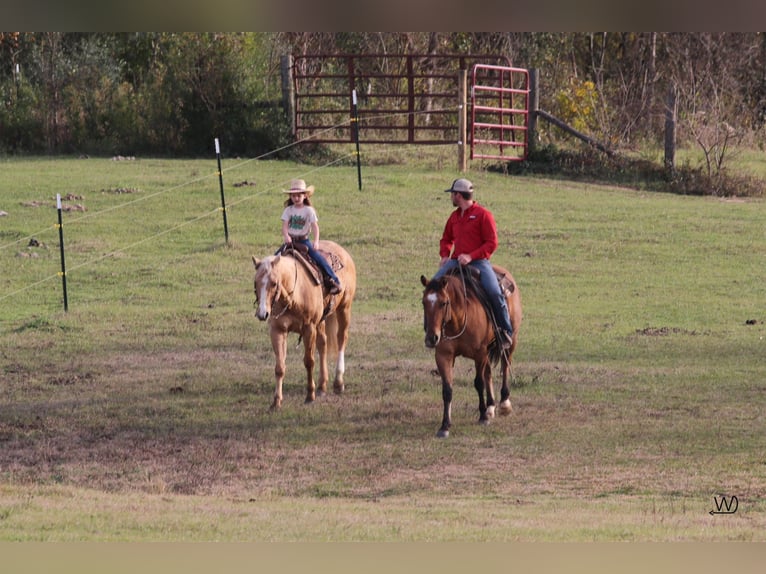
[
  {"x1": 421, "y1": 265, "x2": 522, "y2": 438},
  {"x1": 253, "y1": 240, "x2": 356, "y2": 410}
]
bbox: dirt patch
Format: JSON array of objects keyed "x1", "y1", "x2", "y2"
[{"x1": 635, "y1": 326, "x2": 698, "y2": 336}]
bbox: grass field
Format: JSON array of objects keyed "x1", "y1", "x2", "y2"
[{"x1": 1, "y1": 150, "x2": 765, "y2": 542}]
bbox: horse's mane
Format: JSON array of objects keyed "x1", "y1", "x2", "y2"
[
  {"x1": 426, "y1": 271, "x2": 481, "y2": 302},
  {"x1": 424, "y1": 278, "x2": 444, "y2": 292}
]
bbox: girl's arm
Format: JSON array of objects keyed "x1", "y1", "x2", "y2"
[
  {"x1": 311, "y1": 221, "x2": 320, "y2": 245},
  {"x1": 281, "y1": 219, "x2": 291, "y2": 244}
]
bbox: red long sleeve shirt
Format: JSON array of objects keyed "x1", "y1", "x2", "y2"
[{"x1": 439, "y1": 202, "x2": 498, "y2": 261}]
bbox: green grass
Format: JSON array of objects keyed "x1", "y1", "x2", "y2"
[{"x1": 1, "y1": 152, "x2": 765, "y2": 541}]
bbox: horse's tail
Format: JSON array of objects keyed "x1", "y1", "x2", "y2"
[
  {"x1": 488, "y1": 342, "x2": 502, "y2": 367},
  {"x1": 325, "y1": 312, "x2": 339, "y2": 357}
]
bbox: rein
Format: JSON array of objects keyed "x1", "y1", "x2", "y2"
[{"x1": 440, "y1": 267, "x2": 469, "y2": 341}]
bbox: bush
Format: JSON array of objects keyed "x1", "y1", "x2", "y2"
[
  {"x1": 504, "y1": 143, "x2": 765, "y2": 197},
  {"x1": 0, "y1": 78, "x2": 45, "y2": 154}
]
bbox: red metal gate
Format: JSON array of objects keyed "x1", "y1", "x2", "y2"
[{"x1": 470, "y1": 64, "x2": 530, "y2": 161}]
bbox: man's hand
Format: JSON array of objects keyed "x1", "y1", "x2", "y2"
[{"x1": 457, "y1": 253, "x2": 472, "y2": 265}]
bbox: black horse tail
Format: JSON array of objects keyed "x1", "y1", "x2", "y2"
[{"x1": 488, "y1": 340, "x2": 502, "y2": 367}]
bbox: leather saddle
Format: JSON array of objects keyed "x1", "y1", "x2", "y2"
[
  {"x1": 277, "y1": 242, "x2": 343, "y2": 289},
  {"x1": 445, "y1": 265, "x2": 515, "y2": 331}
]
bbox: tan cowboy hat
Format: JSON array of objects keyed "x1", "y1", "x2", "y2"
[{"x1": 282, "y1": 178, "x2": 315, "y2": 197}]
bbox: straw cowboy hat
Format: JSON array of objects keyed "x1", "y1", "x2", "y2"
[{"x1": 282, "y1": 178, "x2": 315, "y2": 197}]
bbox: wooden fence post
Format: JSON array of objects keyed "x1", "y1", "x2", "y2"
[
  {"x1": 664, "y1": 85, "x2": 677, "y2": 172},
  {"x1": 458, "y1": 69, "x2": 467, "y2": 172},
  {"x1": 281, "y1": 55, "x2": 295, "y2": 138},
  {"x1": 528, "y1": 68, "x2": 539, "y2": 156}
]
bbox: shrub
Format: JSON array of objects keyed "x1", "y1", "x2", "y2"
[{"x1": 505, "y1": 143, "x2": 765, "y2": 197}]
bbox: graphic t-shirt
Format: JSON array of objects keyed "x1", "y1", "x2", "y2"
[{"x1": 281, "y1": 204, "x2": 318, "y2": 237}]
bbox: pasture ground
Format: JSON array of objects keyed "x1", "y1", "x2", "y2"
[{"x1": 1, "y1": 153, "x2": 765, "y2": 544}]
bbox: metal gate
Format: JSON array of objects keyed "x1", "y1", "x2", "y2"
[
  {"x1": 470, "y1": 64, "x2": 530, "y2": 161},
  {"x1": 288, "y1": 54, "x2": 512, "y2": 145}
]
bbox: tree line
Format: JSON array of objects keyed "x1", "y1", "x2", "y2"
[{"x1": 2, "y1": 32, "x2": 765, "y2": 159}]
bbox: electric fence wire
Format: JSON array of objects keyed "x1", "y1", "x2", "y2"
[{"x1": 0, "y1": 106, "x2": 455, "y2": 309}]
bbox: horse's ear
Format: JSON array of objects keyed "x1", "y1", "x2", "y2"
[
  {"x1": 438, "y1": 277, "x2": 448, "y2": 289},
  {"x1": 252, "y1": 256, "x2": 260, "y2": 268},
  {"x1": 420, "y1": 275, "x2": 429, "y2": 287}
]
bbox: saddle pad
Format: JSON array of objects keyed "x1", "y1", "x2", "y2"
[
  {"x1": 284, "y1": 248, "x2": 344, "y2": 285},
  {"x1": 318, "y1": 249, "x2": 344, "y2": 273}
]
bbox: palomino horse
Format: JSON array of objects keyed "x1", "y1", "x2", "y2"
[
  {"x1": 253, "y1": 240, "x2": 356, "y2": 410},
  {"x1": 420, "y1": 264, "x2": 522, "y2": 438}
]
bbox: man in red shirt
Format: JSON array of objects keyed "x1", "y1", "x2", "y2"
[{"x1": 432, "y1": 178, "x2": 514, "y2": 349}]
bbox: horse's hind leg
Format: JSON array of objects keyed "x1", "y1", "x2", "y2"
[
  {"x1": 484, "y1": 359, "x2": 496, "y2": 419},
  {"x1": 301, "y1": 327, "x2": 317, "y2": 404},
  {"x1": 474, "y1": 358, "x2": 492, "y2": 425},
  {"x1": 332, "y1": 306, "x2": 351, "y2": 395},
  {"x1": 497, "y1": 354, "x2": 513, "y2": 416}
]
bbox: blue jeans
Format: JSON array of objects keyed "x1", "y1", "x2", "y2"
[
  {"x1": 293, "y1": 238, "x2": 340, "y2": 284},
  {"x1": 433, "y1": 259, "x2": 513, "y2": 334}
]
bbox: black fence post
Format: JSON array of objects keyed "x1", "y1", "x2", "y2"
[
  {"x1": 56, "y1": 194, "x2": 68, "y2": 312},
  {"x1": 215, "y1": 138, "x2": 230, "y2": 244},
  {"x1": 352, "y1": 90, "x2": 362, "y2": 191}
]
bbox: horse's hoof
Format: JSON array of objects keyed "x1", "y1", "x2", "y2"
[
  {"x1": 304, "y1": 396, "x2": 315, "y2": 404},
  {"x1": 498, "y1": 400, "x2": 513, "y2": 416},
  {"x1": 436, "y1": 429, "x2": 449, "y2": 438},
  {"x1": 486, "y1": 405, "x2": 496, "y2": 418},
  {"x1": 478, "y1": 418, "x2": 491, "y2": 426},
  {"x1": 333, "y1": 384, "x2": 344, "y2": 395},
  {"x1": 316, "y1": 388, "x2": 326, "y2": 398}
]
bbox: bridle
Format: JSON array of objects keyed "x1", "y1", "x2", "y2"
[
  {"x1": 434, "y1": 268, "x2": 468, "y2": 342},
  {"x1": 255, "y1": 257, "x2": 298, "y2": 319}
]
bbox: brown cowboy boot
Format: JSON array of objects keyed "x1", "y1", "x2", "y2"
[{"x1": 326, "y1": 277, "x2": 342, "y2": 295}]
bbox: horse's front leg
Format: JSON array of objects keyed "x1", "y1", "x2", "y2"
[
  {"x1": 474, "y1": 357, "x2": 492, "y2": 425},
  {"x1": 302, "y1": 326, "x2": 317, "y2": 404},
  {"x1": 435, "y1": 352, "x2": 454, "y2": 438},
  {"x1": 315, "y1": 322, "x2": 329, "y2": 397},
  {"x1": 269, "y1": 328, "x2": 288, "y2": 411}
]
